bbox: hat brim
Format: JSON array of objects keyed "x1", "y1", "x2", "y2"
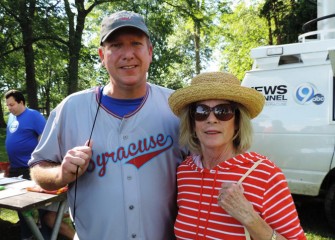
[
  {"x1": 100, "y1": 25, "x2": 150, "y2": 45},
  {"x1": 168, "y1": 82, "x2": 265, "y2": 119}
]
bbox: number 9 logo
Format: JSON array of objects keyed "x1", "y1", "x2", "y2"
[{"x1": 295, "y1": 83, "x2": 316, "y2": 104}]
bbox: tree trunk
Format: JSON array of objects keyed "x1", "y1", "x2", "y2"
[
  {"x1": 22, "y1": 37, "x2": 38, "y2": 109},
  {"x1": 194, "y1": 20, "x2": 201, "y2": 75},
  {"x1": 65, "y1": 0, "x2": 88, "y2": 94},
  {"x1": 0, "y1": 101, "x2": 7, "y2": 128},
  {"x1": 65, "y1": 0, "x2": 118, "y2": 94},
  {"x1": 19, "y1": 0, "x2": 39, "y2": 110},
  {"x1": 267, "y1": 17, "x2": 273, "y2": 45}
]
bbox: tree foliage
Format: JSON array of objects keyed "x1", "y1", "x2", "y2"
[
  {"x1": 219, "y1": 0, "x2": 317, "y2": 79},
  {"x1": 218, "y1": 1, "x2": 268, "y2": 79},
  {"x1": 260, "y1": 0, "x2": 317, "y2": 44},
  {"x1": 163, "y1": 0, "x2": 230, "y2": 76},
  {"x1": 0, "y1": 0, "x2": 318, "y2": 126},
  {"x1": 0, "y1": 0, "x2": 41, "y2": 110}
]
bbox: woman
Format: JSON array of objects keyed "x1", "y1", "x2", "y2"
[{"x1": 168, "y1": 72, "x2": 306, "y2": 240}]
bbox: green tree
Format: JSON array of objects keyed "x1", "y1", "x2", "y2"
[
  {"x1": 0, "y1": 101, "x2": 6, "y2": 128},
  {"x1": 0, "y1": 0, "x2": 71, "y2": 111},
  {"x1": 260, "y1": 0, "x2": 317, "y2": 44},
  {"x1": 164, "y1": 0, "x2": 229, "y2": 75},
  {"x1": 0, "y1": 0, "x2": 40, "y2": 109},
  {"x1": 219, "y1": 1, "x2": 268, "y2": 79},
  {"x1": 63, "y1": 0, "x2": 118, "y2": 95},
  {"x1": 0, "y1": 51, "x2": 26, "y2": 127},
  {"x1": 219, "y1": 0, "x2": 317, "y2": 79},
  {"x1": 34, "y1": 41, "x2": 67, "y2": 115}
]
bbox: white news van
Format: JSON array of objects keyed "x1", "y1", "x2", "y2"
[{"x1": 241, "y1": 0, "x2": 335, "y2": 227}]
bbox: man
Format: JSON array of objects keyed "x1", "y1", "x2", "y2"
[
  {"x1": 5, "y1": 89, "x2": 46, "y2": 179},
  {"x1": 5, "y1": 90, "x2": 74, "y2": 240},
  {"x1": 5, "y1": 89, "x2": 46, "y2": 240},
  {"x1": 29, "y1": 10, "x2": 185, "y2": 239}
]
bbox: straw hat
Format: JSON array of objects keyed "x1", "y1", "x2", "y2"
[{"x1": 168, "y1": 71, "x2": 265, "y2": 119}]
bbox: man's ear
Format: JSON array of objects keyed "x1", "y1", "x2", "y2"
[{"x1": 98, "y1": 47, "x2": 104, "y2": 67}]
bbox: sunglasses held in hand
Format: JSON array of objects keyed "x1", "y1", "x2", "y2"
[{"x1": 192, "y1": 104, "x2": 236, "y2": 121}]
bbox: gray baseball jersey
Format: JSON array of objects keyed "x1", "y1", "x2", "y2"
[{"x1": 29, "y1": 83, "x2": 184, "y2": 240}]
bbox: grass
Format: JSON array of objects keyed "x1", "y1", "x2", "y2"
[
  {"x1": 0, "y1": 128, "x2": 8, "y2": 163},
  {"x1": 0, "y1": 128, "x2": 334, "y2": 239},
  {"x1": 0, "y1": 209, "x2": 18, "y2": 223},
  {"x1": 294, "y1": 195, "x2": 335, "y2": 239}
]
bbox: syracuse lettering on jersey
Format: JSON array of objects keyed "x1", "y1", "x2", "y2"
[{"x1": 87, "y1": 133, "x2": 173, "y2": 176}]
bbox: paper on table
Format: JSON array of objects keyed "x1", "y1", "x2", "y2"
[
  {"x1": 0, "y1": 188, "x2": 26, "y2": 200},
  {"x1": 0, "y1": 177, "x2": 26, "y2": 185},
  {"x1": 6, "y1": 180, "x2": 35, "y2": 190},
  {"x1": 0, "y1": 180, "x2": 35, "y2": 200}
]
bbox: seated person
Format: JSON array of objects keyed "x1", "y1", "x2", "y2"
[
  {"x1": 42, "y1": 208, "x2": 75, "y2": 240},
  {"x1": 27, "y1": 184, "x2": 75, "y2": 239}
]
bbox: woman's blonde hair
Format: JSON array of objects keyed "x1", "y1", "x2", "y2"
[{"x1": 178, "y1": 102, "x2": 253, "y2": 155}]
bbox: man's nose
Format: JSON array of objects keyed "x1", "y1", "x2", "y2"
[{"x1": 122, "y1": 46, "x2": 135, "y2": 60}]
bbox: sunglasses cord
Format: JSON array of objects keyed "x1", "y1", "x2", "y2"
[{"x1": 72, "y1": 88, "x2": 102, "y2": 230}]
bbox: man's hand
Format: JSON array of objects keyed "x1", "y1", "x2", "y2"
[
  {"x1": 60, "y1": 140, "x2": 93, "y2": 184},
  {"x1": 30, "y1": 140, "x2": 93, "y2": 190}
]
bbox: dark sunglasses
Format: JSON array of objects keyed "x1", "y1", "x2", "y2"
[{"x1": 192, "y1": 103, "x2": 236, "y2": 121}]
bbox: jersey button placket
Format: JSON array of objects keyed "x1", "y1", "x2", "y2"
[{"x1": 121, "y1": 127, "x2": 139, "y2": 239}]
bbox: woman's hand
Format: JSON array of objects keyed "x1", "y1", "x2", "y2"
[
  {"x1": 217, "y1": 182, "x2": 256, "y2": 225},
  {"x1": 217, "y1": 182, "x2": 286, "y2": 240}
]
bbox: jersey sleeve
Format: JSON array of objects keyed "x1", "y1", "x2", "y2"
[
  {"x1": 28, "y1": 103, "x2": 65, "y2": 166},
  {"x1": 28, "y1": 88, "x2": 99, "y2": 167}
]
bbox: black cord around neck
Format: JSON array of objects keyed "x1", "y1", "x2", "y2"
[{"x1": 72, "y1": 87, "x2": 103, "y2": 229}]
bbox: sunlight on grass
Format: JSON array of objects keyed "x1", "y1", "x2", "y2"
[
  {"x1": 0, "y1": 209, "x2": 18, "y2": 223},
  {"x1": 305, "y1": 233, "x2": 335, "y2": 240}
]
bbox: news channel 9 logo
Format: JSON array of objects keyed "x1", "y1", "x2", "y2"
[{"x1": 294, "y1": 83, "x2": 324, "y2": 105}]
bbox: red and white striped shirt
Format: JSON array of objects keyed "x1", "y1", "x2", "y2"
[{"x1": 174, "y1": 152, "x2": 306, "y2": 240}]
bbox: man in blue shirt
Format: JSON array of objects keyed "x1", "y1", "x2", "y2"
[
  {"x1": 5, "y1": 89, "x2": 46, "y2": 179},
  {"x1": 5, "y1": 89, "x2": 46, "y2": 240}
]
